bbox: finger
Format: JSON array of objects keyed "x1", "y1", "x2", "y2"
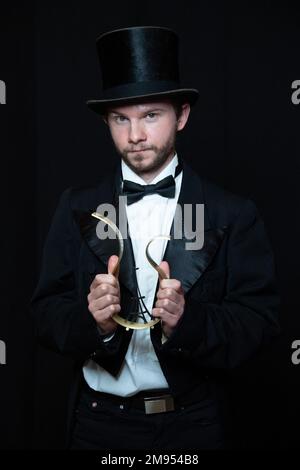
[
  {"x1": 93, "y1": 303, "x2": 121, "y2": 323},
  {"x1": 89, "y1": 295, "x2": 120, "y2": 312},
  {"x1": 152, "y1": 308, "x2": 179, "y2": 327},
  {"x1": 158, "y1": 260, "x2": 170, "y2": 279},
  {"x1": 155, "y1": 298, "x2": 178, "y2": 315},
  {"x1": 90, "y1": 273, "x2": 119, "y2": 291},
  {"x1": 89, "y1": 284, "x2": 119, "y2": 302},
  {"x1": 108, "y1": 255, "x2": 119, "y2": 276},
  {"x1": 156, "y1": 288, "x2": 182, "y2": 304},
  {"x1": 159, "y1": 278, "x2": 182, "y2": 291}
]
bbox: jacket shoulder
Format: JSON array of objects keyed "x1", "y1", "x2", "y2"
[
  {"x1": 62, "y1": 173, "x2": 115, "y2": 211},
  {"x1": 199, "y1": 175, "x2": 256, "y2": 228}
]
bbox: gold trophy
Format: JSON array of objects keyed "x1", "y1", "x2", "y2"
[{"x1": 92, "y1": 212, "x2": 170, "y2": 330}]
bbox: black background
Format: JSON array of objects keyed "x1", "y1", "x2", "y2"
[{"x1": 0, "y1": 0, "x2": 299, "y2": 449}]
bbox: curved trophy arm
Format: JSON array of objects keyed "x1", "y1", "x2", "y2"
[
  {"x1": 145, "y1": 235, "x2": 171, "y2": 281},
  {"x1": 91, "y1": 213, "x2": 169, "y2": 330}
]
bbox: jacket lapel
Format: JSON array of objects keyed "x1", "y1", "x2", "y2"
[
  {"x1": 72, "y1": 166, "x2": 138, "y2": 297},
  {"x1": 162, "y1": 160, "x2": 228, "y2": 294}
]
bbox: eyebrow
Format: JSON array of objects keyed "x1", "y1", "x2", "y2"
[{"x1": 109, "y1": 107, "x2": 166, "y2": 117}]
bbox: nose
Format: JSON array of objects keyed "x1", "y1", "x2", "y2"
[{"x1": 128, "y1": 120, "x2": 147, "y2": 144}]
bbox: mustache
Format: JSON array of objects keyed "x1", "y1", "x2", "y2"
[{"x1": 124, "y1": 145, "x2": 156, "y2": 152}]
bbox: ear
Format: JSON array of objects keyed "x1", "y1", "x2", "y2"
[{"x1": 176, "y1": 103, "x2": 191, "y2": 131}]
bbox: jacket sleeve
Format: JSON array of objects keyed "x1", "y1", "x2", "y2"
[
  {"x1": 160, "y1": 199, "x2": 280, "y2": 369},
  {"x1": 30, "y1": 188, "x2": 122, "y2": 363}
]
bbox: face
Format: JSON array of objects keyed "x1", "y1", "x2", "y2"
[{"x1": 105, "y1": 100, "x2": 190, "y2": 181}]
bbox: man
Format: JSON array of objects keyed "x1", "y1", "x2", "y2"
[{"x1": 31, "y1": 26, "x2": 280, "y2": 450}]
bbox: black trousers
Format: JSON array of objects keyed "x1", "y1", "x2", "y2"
[{"x1": 70, "y1": 384, "x2": 226, "y2": 450}]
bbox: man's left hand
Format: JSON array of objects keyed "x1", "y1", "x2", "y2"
[{"x1": 152, "y1": 261, "x2": 185, "y2": 338}]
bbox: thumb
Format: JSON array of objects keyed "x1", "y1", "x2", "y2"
[
  {"x1": 108, "y1": 255, "x2": 119, "y2": 276},
  {"x1": 158, "y1": 260, "x2": 170, "y2": 279}
]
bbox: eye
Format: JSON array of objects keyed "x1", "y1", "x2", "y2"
[
  {"x1": 114, "y1": 115, "x2": 128, "y2": 123},
  {"x1": 145, "y1": 112, "x2": 159, "y2": 120}
]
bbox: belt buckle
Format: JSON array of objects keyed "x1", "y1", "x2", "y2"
[{"x1": 144, "y1": 395, "x2": 175, "y2": 414}]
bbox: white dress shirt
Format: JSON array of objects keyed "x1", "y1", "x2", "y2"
[{"x1": 83, "y1": 154, "x2": 183, "y2": 396}]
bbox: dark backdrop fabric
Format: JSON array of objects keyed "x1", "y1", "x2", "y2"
[
  {"x1": 0, "y1": 2, "x2": 35, "y2": 449},
  {"x1": 0, "y1": 0, "x2": 299, "y2": 449}
]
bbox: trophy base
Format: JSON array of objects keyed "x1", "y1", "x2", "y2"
[{"x1": 112, "y1": 314, "x2": 160, "y2": 330}]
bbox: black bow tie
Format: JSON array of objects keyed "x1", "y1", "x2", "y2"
[{"x1": 122, "y1": 175, "x2": 176, "y2": 205}]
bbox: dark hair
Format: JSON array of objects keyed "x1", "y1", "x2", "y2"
[{"x1": 170, "y1": 98, "x2": 184, "y2": 119}]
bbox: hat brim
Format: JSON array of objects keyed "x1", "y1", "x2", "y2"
[{"x1": 86, "y1": 88, "x2": 199, "y2": 115}]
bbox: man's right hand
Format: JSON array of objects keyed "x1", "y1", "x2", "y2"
[{"x1": 87, "y1": 255, "x2": 120, "y2": 335}]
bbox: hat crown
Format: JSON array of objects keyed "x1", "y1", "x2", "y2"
[
  {"x1": 87, "y1": 25, "x2": 199, "y2": 114},
  {"x1": 96, "y1": 26, "x2": 180, "y2": 90}
]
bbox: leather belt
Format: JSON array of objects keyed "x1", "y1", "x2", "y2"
[
  {"x1": 144, "y1": 394, "x2": 175, "y2": 414},
  {"x1": 82, "y1": 384, "x2": 180, "y2": 415}
]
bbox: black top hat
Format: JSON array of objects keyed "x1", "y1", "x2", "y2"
[{"x1": 86, "y1": 26, "x2": 199, "y2": 114}]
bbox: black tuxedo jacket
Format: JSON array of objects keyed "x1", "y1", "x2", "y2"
[{"x1": 31, "y1": 158, "x2": 280, "y2": 438}]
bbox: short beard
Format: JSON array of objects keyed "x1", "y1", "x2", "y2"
[{"x1": 117, "y1": 132, "x2": 177, "y2": 176}]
